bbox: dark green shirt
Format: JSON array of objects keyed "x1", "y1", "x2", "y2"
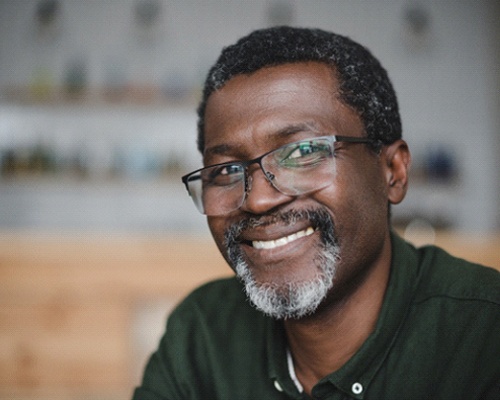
[{"x1": 133, "y1": 234, "x2": 500, "y2": 399}]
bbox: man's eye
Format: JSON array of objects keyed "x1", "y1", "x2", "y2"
[
  {"x1": 280, "y1": 141, "x2": 331, "y2": 166},
  {"x1": 288, "y1": 143, "x2": 315, "y2": 158},
  {"x1": 207, "y1": 164, "x2": 244, "y2": 185},
  {"x1": 219, "y1": 164, "x2": 244, "y2": 175}
]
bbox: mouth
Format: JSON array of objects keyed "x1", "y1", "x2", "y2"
[
  {"x1": 224, "y1": 209, "x2": 335, "y2": 263},
  {"x1": 251, "y1": 226, "x2": 315, "y2": 250}
]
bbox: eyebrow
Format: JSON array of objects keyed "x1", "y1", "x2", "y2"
[
  {"x1": 274, "y1": 121, "x2": 321, "y2": 138},
  {"x1": 204, "y1": 121, "x2": 322, "y2": 159}
]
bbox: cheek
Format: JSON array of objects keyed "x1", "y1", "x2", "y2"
[
  {"x1": 207, "y1": 217, "x2": 224, "y2": 248},
  {"x1": 317, "y1": 161, "x2": 388, "y2": 232},
  {"x1": 207, "y1": 217, "x2": 229, "y2": 259},
  {"x1": 313, "y1": 164, "x2": 388, "y2": 276}
]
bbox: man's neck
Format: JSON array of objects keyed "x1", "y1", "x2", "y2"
[{"x1": 283, "y1": 236, "x2": 392, "y2": 395}]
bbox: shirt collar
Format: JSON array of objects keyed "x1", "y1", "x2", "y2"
[{"x1": 266, "y1": 232, "x2": 420, "y2": 399}]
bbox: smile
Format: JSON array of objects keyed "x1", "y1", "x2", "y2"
[{"x1": 252, "y1": 227, "x2": 315, "y2": 250}]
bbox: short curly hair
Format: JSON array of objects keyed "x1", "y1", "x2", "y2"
[{"x1": 196, "y1": 26, "x2": 401, "y2": 153}]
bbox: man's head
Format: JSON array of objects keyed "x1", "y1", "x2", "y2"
[
  {"x1": 188, "y1": 27, "x2": 410, "y2": 320},
  {"x1": 197, "y1": 26, "x2": 402, "y2": 154}
]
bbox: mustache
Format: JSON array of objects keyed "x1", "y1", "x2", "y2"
[{"x1": 224, "y1": 208, "x2": 337, "y2": 249}]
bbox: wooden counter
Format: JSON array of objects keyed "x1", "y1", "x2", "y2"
[{"x1": 0, "y1": 231, "x2": 498, "y2": 400}]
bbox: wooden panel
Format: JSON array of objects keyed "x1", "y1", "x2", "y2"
[
  {"x1": 0, "y1": 233, "x2": 230, "y2": 301},
  {"x1": 0, "y1": 231, "x2": 498, "y2": 400},
  {"x1": 0, "y1": 301, "x2": 128, "y2": 384},
  {"x1": 0, "y1": 233, "x2": 230, "y2": 400}
]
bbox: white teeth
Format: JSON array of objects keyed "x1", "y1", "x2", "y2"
[{"x1": 252, "y1": 227, "x2": 314, "y2": 250}]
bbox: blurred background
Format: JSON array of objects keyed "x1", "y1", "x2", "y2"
[{"x1": 0, "y1": 0, "x2": 499, "y2": 399}]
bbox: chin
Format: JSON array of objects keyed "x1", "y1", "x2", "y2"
[{"x1": 234, "y1": 241, "x2": 340, "y2": 320}]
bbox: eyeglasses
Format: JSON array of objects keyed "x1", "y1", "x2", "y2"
[{"x1": 182, "y1": 135, "x2": 379, "y2": 216}]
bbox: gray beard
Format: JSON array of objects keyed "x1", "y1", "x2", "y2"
[{"x1": 224, "y1": 209, "x2": 340, "y2": 320}]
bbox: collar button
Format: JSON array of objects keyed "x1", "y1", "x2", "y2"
[{"x1": 352, "y1": 382, "x2": 363, "y2": 395}]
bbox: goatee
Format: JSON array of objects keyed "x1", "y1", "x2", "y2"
[{"x1": 224, "y1": 208, "x2": 340, "y2": 320}]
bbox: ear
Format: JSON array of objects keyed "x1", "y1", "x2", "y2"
[{"x1": 383, "y1": 139, "x2": 411, "y2": 205}]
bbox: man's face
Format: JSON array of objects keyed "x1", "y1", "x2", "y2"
[{"x1": 202, "y1": 62, "x2": 392, "y2": 319}]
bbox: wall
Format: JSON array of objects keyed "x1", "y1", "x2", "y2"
[{"x1": 0, "y1": 0, "x2": 499, "y2": 232}]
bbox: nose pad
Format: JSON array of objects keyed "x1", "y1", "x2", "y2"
[
  {"x1": 241, "y1": 168, "x2": 292, "y2": 214},
  {"x1": 245, "y1": 169, "x2": 274, "y2": 195},
  {"x1": 265, "y1": 171, "x2": 275, "y2": 182},
  {"x1": 246, "y1": 174, "x2": 253, "y2": 193}
]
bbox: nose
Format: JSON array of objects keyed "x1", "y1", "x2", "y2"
[{"x1": 240, "y1": 167, "x2": 293, "y2": 215}]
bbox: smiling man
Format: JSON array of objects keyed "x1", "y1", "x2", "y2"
[{"x1": 133, "y1": 27, "x2": 500, "y2": 400}]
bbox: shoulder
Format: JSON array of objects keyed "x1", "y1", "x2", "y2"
[
  {"x1": 388, "y1": 241, "x2": 500, "y2": 397},
  {"x1": 405, "y1": 243, "x2": 500, "y2": 358},
  {"x1": 414, "y1": 243, "x2": 500, "y2": 306},
  {"x1": 181, "y1": 276, "x2": 244, "y2": 303},
  {"x1": 171, "y1": 277, "x2": 244, "y2": 317},
  {"x1": 174, "y1": 277, "x2": 247, "y2": 315},
  {"x1": 167, "y1": 277, "x2": 265, "y2": 335},
  {"x1": 136, "y1": 278, "x2": 272, "y2": 398}
]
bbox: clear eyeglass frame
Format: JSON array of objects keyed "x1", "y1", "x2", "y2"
[{"x1": 181, "y1": 135, "x2": 379, "y2": 216}]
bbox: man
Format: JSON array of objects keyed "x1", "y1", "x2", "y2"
[{"x1": 133, "y1": 27, "x2": 499, "y2": 399}]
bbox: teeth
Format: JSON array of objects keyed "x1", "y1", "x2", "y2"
[{"x1": 252, "y1": 227, "x2": 314, "y2": 250}]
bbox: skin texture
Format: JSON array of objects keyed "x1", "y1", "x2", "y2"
[{"x1": 203, "y1": 62, "x2": 411, "y2": 394}]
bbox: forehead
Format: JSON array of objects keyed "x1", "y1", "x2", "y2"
[{"x1": 203, "y1": 62, "x2": 363, "y2": 160}]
